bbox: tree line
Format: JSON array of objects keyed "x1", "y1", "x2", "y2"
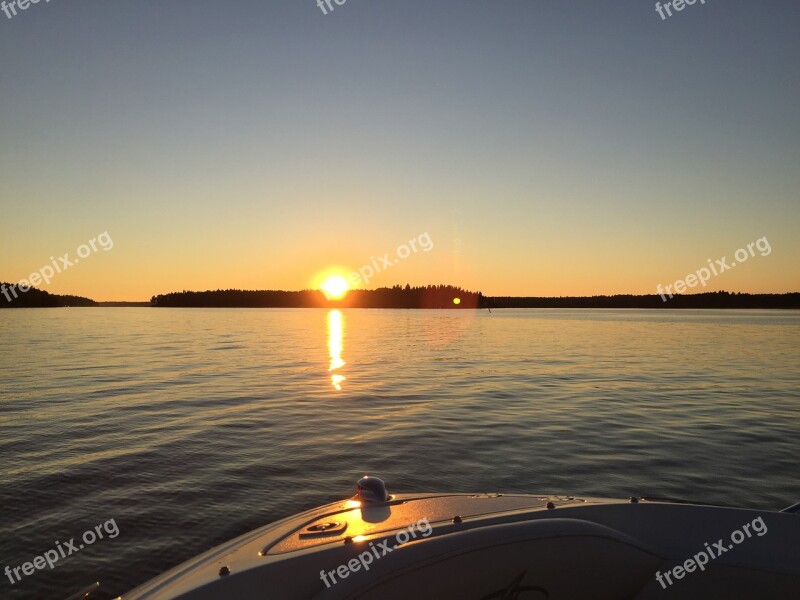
[
  {"x1": 150, "y1": 285, "x2": 485, "y2": 309},
  {"x1": 486, "y1": 291, "x2": 800, "y2": 309}
]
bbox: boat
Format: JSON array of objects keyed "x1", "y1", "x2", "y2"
[{"x1": 116, "y1": 476, "x2": 800, "y2": 599}]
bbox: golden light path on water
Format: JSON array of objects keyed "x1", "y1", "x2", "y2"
[{"x1": 327, "y1": 309, "x2": 346, "y2": 390}]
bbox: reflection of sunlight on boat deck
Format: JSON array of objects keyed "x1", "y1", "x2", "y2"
[{"x1": 327, "y1": 310, "x2": 346, "y2": 390}]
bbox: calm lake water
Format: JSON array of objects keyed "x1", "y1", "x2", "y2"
[{"x1": 1, "y1": 308, "x2": 799, "y2": 599}]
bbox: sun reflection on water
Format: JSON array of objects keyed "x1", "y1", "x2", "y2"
[{"x1": 327, "y1": 310, "x2": 346, "y2": 390}]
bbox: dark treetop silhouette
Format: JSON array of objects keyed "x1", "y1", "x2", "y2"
[
  {"x1": 150, "y1": 285, "x2": 484, "y2": 309},
  {"x1": 0, "y1": 283, "x2": 95, "y2": 308}
]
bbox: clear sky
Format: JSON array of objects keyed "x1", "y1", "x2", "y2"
[{"x1": 1, "y1": 1, "x2": 798, "y2": 301}]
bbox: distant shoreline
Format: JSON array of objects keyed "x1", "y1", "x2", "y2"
[
  {"x1": 2, "y1": 284, "x2": 798, "y2": 309},
  {"x1": 95, "y1": 302, "x2": 152, "y2": 307}
]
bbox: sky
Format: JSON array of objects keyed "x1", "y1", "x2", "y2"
[{"x1": 1, "y1": 0, "x2": 798, "y2": 301}]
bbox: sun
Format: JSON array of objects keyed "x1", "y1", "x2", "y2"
[{"x1": 321, "y1": 275, "x2": 350, "y2": 300}]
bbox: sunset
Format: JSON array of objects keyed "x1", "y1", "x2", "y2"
[
  {"x1": 1, "y1": 5, "x2": 798, "y2": 302},
  {"x1": 2, "y1": 2, "x2": 799, "y2": 599},
  {"x1": 320, "y1": 275, "x2": 350, "y2": 300}
]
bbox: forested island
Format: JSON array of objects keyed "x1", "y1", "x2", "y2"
[{"x1": 151, "y1": 285, "x2": 484, "y2": 309}]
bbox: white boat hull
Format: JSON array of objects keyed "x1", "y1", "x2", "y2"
[{"x1": 121, "y1": 490, "x2": 800, "y2": 599}]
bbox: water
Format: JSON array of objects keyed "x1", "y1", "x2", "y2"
[{"x1": 1, "y1": 308, "x2": 798, "y2": 599}]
